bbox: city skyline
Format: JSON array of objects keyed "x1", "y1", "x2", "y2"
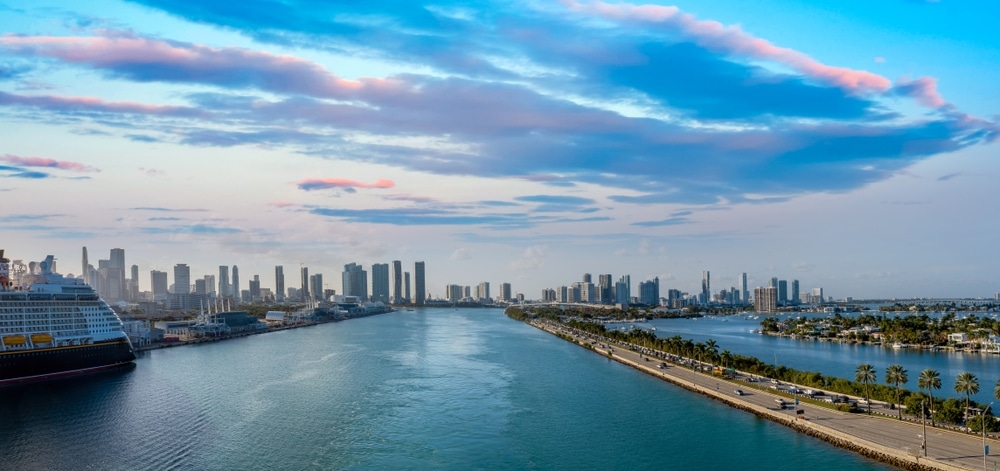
[{"x1": 1, "y1": 1, "x2": 999, "y2": 298}]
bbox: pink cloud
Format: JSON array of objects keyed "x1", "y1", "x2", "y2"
[
  {"x1": 562, "y1": 1, "x2": 892, "y2": 93},
  {"x1": 0, "y1": 90, "x2": 204, "y2": 117},
  {"x1": 297, "y1": 178, "x2": 396, "y2": 191},
  {"x1": 0, "y1": 154, "x2": 99, "y2": 172},
  {"x1": 0, "y1": 33, "x2": 399, "y2": 99},
  {"x1": 270, "y1": 201, "x2": 296, "y2": 208},
  {"x1": 893, "y1": 76, "x2": 946, "y2": 108}
]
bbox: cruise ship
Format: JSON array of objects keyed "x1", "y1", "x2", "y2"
[{"x1": 0, "y1": 250, "x2": 136, "y2": 385}]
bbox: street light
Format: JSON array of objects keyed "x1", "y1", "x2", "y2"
[{"x1": 984, "y1": 401, "x2": 994, "y2": 471}]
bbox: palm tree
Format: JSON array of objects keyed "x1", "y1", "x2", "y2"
[
  {"x1": 721, "y1": 350, "x2": 733, "y2": 369},
  {"x1": 705, "y1": 339, "x2": 719, "y2": 368},
  {"x1": 955, "y1": 371, "x2": 980, "y2": 425},
  {"x1": 885, "y1": 364, "x2": 908, "y2": 419},
  {"x1": 995, "y1": 379, "x2": 1000, "y2": 402},
  {"x1": 919, "y1": 369, "x2": 941, "y2": 426},
  {"x1": 855, "y1": 363, "x2": 876, "y2": 414}
]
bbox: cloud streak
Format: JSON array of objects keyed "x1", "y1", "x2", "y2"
[
  {"x1": 0, "y1": 153, "x2": 99, "y2": 173},
  {"x1": 297, "y1": 178, "x2": 395, "y2": 191}
]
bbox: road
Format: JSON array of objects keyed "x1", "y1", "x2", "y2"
[{"x1": 535, "y1": 320, "x2": 995, "y2": 471}]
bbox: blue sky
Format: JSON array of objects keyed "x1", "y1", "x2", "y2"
[{"x1": 0, "y1": 0, "x2": 998, "y2": 299}]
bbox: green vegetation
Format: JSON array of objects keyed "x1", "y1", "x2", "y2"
[
  {"x1": 767, "y1": 311, "x2": 1000, "y2": 348},
  {"x1": 855, "y1": 364, "x2": 876, "y2": 414},
  {"x1": 885, "y1": 364, "x2": 908, "y2": 419},
  {"x1": 918, "y1": 369, "x2": 942, "y2": 426}
]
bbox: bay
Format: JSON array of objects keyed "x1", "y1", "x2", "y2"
[{"x1": 0, "y1": 308, "x2": 890, "y2": 470}]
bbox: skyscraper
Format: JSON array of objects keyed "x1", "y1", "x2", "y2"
[
  {"x1": 701, "y1": 271, "x2": 710, "y2": 305},
  {"x1": 372, "y1": 263, "x2": 390, "y2": 303},
  {"x1": 108, "y1": 248, "x2": 126, "y2": 301},
  {"x1": 582, "y1": 273, "x2": 592, "y2": 283},
  {"x1": 754, "y1": 286, "x2": 777, "y2": 313},
  {"x1": 598, "y1": 274, "x2": 613, "y2": 304},
  {"x1": 219, "y1": 266, "x2": 230, "y2": 298},
  {"x1": 500, "y1": 282, "x2": 511, "y2": 302},
  {"x1": 404, "y1": 272, "x2": 411, "y2": 303},
  {"x1": 231, "y1": 265, "x2": 240, "y2": 302},
  {"x1": 130, "y1": 264, "x2": 139, "y2": 301},
  {"x1": 309, "y1": 273, "x2": 323, "y2": 302},
  {"x1": 791, "y1": 279, "x2": 800, "y2": 305},
  {"x1": 150, "y1": 270, "x2": 168, "y2": 299},
  {"x1": 81, "y1": 246, "x2": 89, "y2": 285},
  {"x1": 414, "y1": 261, "x2": 425, "y2": 305},
  {"x1": 301, "y1": 266, "x2": 310, "y2": 301},
  {"x1": 275, "y1": 265, "x2": 285, "y2": 302},
  {"x1": 342, "y1": 263, "x2": 368, "y2": 300},
  {"x1": 250, "y1": 275, "x2": 261, "y2": 300},
  {"x1": 777, "y1": 280, "x2": 788, "y2": 305},
  {"x1": 173, "y1": 264, "x2": 190, "y2": 294},
  {"x1": 739, "y1": 272, "x2": 748, "y2": 305},
  {"x1": 392, "y1": 260, "x2": 403, "y2": 304}
]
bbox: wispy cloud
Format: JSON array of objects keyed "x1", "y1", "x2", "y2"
[
  {"x1": 297, "y1": 178, "x2": 395, "y2": 191},
  {"x1": 129, "y1": 207, "x2": 209, "y2": 212},
  {"x1": 0, "y1": 153, "x2": 99, "y2": 173}
]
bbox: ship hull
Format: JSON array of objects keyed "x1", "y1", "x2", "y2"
[{"x1": 0, "y1": 340, "x2": 136, "y2": 385}]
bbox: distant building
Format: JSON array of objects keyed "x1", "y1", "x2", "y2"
[
  {"x1": 173, "y1": 264, "x2": 190, "y2": 294},
  {"x1": 275, "y1": 266, "x2": 285, "y2": 302},
  {"x1": 219, "y1": 266, "x2": 230, "y2": 298},
  {"x1": 300, "y1": 266, "x2": 310, "y2": 301},
  {"x1": 404, "y1": 272, "x2": 411, "y2": 303},
  {"x1": 231, "y1": 266, "x2": 240, "y2": 303},
  {"x1": 150, "y1": 270, "x2": 168, "y2": 300},
  {"x1": 599, "y1": 274, "x2": 613, "y2": 304},
  {"x1": 414, "y1": 262, "x2": 426, "y2": 305},
  {"x1": 701, "y1": 271, "x2": 710, "y2": 305},
  {"x1": 476, "y1": 282, "x2": 490, "y2": 302},
  {"x1": 310, "y1": 273, "x2": 324, "y2": 302},
  {"x1": 372, "y1": 263, "x2": 390, "y2": 303},
  {"x1": 791, "y1": 280, "x2": 800, "y2": 305},
  {"x1": 392, "y1": 260, "x2": 403, "y2": 304},
  {"x1": 739, "y1": 272, "x2": 748, "y2": 305},
  {"x1": 778, "y1": 280, "x2": 788, "y2": 305},
  {"x1": 639, "y1": 278, "x2": 659, "y2": 306},
  {"x1": 343, "y1": 263, "x2": 368, "y2": 300},
  {"x1": 500, "y1": 282, "x2": 511, "y2": 302},
  {"x1": 754, "y1": 286, "x2": 777, "y2": 313}
]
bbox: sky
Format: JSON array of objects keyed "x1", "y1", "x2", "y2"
[{"x1": 0, "y1": 0, "x2": 998, "y2": 300}]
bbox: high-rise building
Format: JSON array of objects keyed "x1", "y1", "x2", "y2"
[
  {"x1": 542, "y1": 288, "x2": 556, "y2": 302},
  {"x1": 701, "y1": 271, "x2": 710, "y2": 305},
  {"x1": 250, "y1": 275, "x2": 261, "y2": 301},
  {"x1": 150, "y1": 270, "x2": 168, "y2": 299},
  {"x1": 404, "y1": 272, "x2": 411, "y2": 303},
  {"x1": 130, "y1": 264, "x2": 139, "y2": 301},
  {"x1": 81, "y1": 246, "x2": 89, "y2": 285},
  {"x1": 739, "y1": 272, "x2": 748, "y2": 305},
  {"x1": 301, "y1": 266, "x2": 310, "y2": 301},
  {"x1": 231, "y1": 266, "x2": 240, "y2": 303},
  {"x1": 219, "y1": 266, "x2": 230, "y2": 298},
  {"x1": 582, "y1": 273, "x2": 592, "y2": 283},
  {"x1": 372, "y1": 263, "x2": 390, "y2": 303},
  {"x1": 310, "y1": 273, "x2": 324, "y2": 302},
  {"x1": 599, "y1": 274, "x2": 613, "y2": 304},
  {"x1": 639, "y1": 277, "x2": 659, "y2": 305},
  {"x1": 342, "y1": 263, "x2": 368, "y2": 300},
  {"x1": 446, "y1": 284, "x2": 463, "y2": 302},
  {"x1": 791, "y1": 280, "x2": 800, "y2": 305},
  {"x1": 173, "y1": 264, "x2": 190, "y2": 294},
  {"x1": 754, "y1": 286, "x2": 777, "y2": 313},
  {"x1": 275, "y1": 266, "x2": 285, "y2": 302},
  {"x1": 769, "y1": 277, "x2": 778, "y2": 289},
  {"x1": 615, "y1": 281, "x2": 629, "y2": 307},
  {"x1": 195, "y1": 278, "x2": 208, "y2": 295},
  {"x1": 500, "y1": 283, "x2": 511, "y2": 302},
  {"x1": 777, "y1": 280, "x2": 788, "y2": 305},
  {"x1": 579, "y1": 282, "x2": 596, "y2": 303},
  {"x1": 414, "y1": 262, "x2": 426, "y2": 305},
  {"x1": 392, "y1": 260, "x2": 403, "y2": 304},
  {"x1": 476, "y1": 282, "x2": 490, "y2": 302},
  {"x1": 108, "y1": 248, "x2": 126, "y2": 302}
]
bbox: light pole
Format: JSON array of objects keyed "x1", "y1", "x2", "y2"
[
  {"x1": 922, "y1": 400, "x2": 927, "y2": 457},
  {"x1": 984, "y1": 401, "x2": 994, "y2": 471}
]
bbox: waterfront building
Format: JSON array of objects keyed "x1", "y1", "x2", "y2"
[
  {"x1": 582, "y1": 273, "x2": 592, "y2": 283},
  {"x1": 204, "y1": 274, "x2": 215, "y2": 298},
  {"x1": 173, "y1": 264, "x2": 190, "y2": 294},
  {"x1": 557, "y1": 285, "x2": 569, "y2": 303},
  {"x1": 500, "y1": 282, "x2": 511, "y2": 302},
  {"x1": 701, "y1": 271, "x2": 710, "y2": 305},
  {"x1": 404, "y1": 272, "x2": 411, "y2": 303},
  {"x1": 343, "y1": 263, "x2": 368, "y2": 300},
  {"x1": 463, "y1": 285, "x2": 471, "y2": 298},
  {"x1": 414, "y1": 262, "x2": 426, "y2": 305},
  {"x1": 218, "y1": 266, "x2": 230, "y2": 298},
  {"x1": 754, "y1": 286, "x2": 777, "y2": 313},
  {"x1": 195, "y1": 278, "x2": 208, "y2": 295},
  {"x1": 791, "y1": 279, "x2": 800, "y2": 305},
  {"x1": 739, "y1": 272, "x2": 748, "y2": 305},
  {"x1": 778, "y1": 280, "x2": 788, "y2": 305},
  {"x1": 231, "y1": 266, "x2": 240, "y2": 303},
  {"x1": 615, "y1": 280, "x2": 629, "y2": 307},
  {"x1": 151, "y1": 270, "x2": 168, "y2": 300},
  {"x1": 392, "y1": 260, "x2": 403, "y2": 304},
  {"x1": 275, "y1": 266, "x2": 285, "y2": 302},
  {"x1": 300, "y1": 266, "x2": 309, "y2": 301},
  {"x1": 476, "y1": 282, "x2": 490, "y2": 303},
  {"x1": 578, "y1": 282, "x2": 595, "y2": 303},
  {"x1": 447, "y1": 284, "x2": 462, "y2": 302},
  {"x1": 106, "y1": 248, "x2": 126, "y2": 302},
  {"x1": 310, "y1": 273, "x2": 323, "y2": 302},
  {"x1": 812, "y1": 287, "x2": 825, "y2": 304},
  {"x1": 372, "y1": 263, "x2": 390, "y2": 303},
  {"x1": 542, "y1": 288, "x2": 556, "y2": 302}
]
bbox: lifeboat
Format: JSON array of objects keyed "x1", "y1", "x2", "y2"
[
  {"x1": 2, "y1": 334, "x2": 27, "y2": 346},
  {"x1": 30, "y1": 333, "x2": 53, "y2": 343}
]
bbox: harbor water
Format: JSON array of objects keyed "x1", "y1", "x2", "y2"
[{"x1": 0, "y1": 308, "x2": 891, "y2": 470}]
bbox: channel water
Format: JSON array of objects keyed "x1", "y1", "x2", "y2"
[{"x1": 0, "y1": 308, "x2": 891, "y2": 470}]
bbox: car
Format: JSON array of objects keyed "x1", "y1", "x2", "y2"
[{"x1": 734, "y1": 389, "x2": 744, "y2": 396}]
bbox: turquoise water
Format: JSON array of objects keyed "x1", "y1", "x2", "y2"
[{"x1": 0, "y1": 308, "x2": 891, "y2": 470}]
